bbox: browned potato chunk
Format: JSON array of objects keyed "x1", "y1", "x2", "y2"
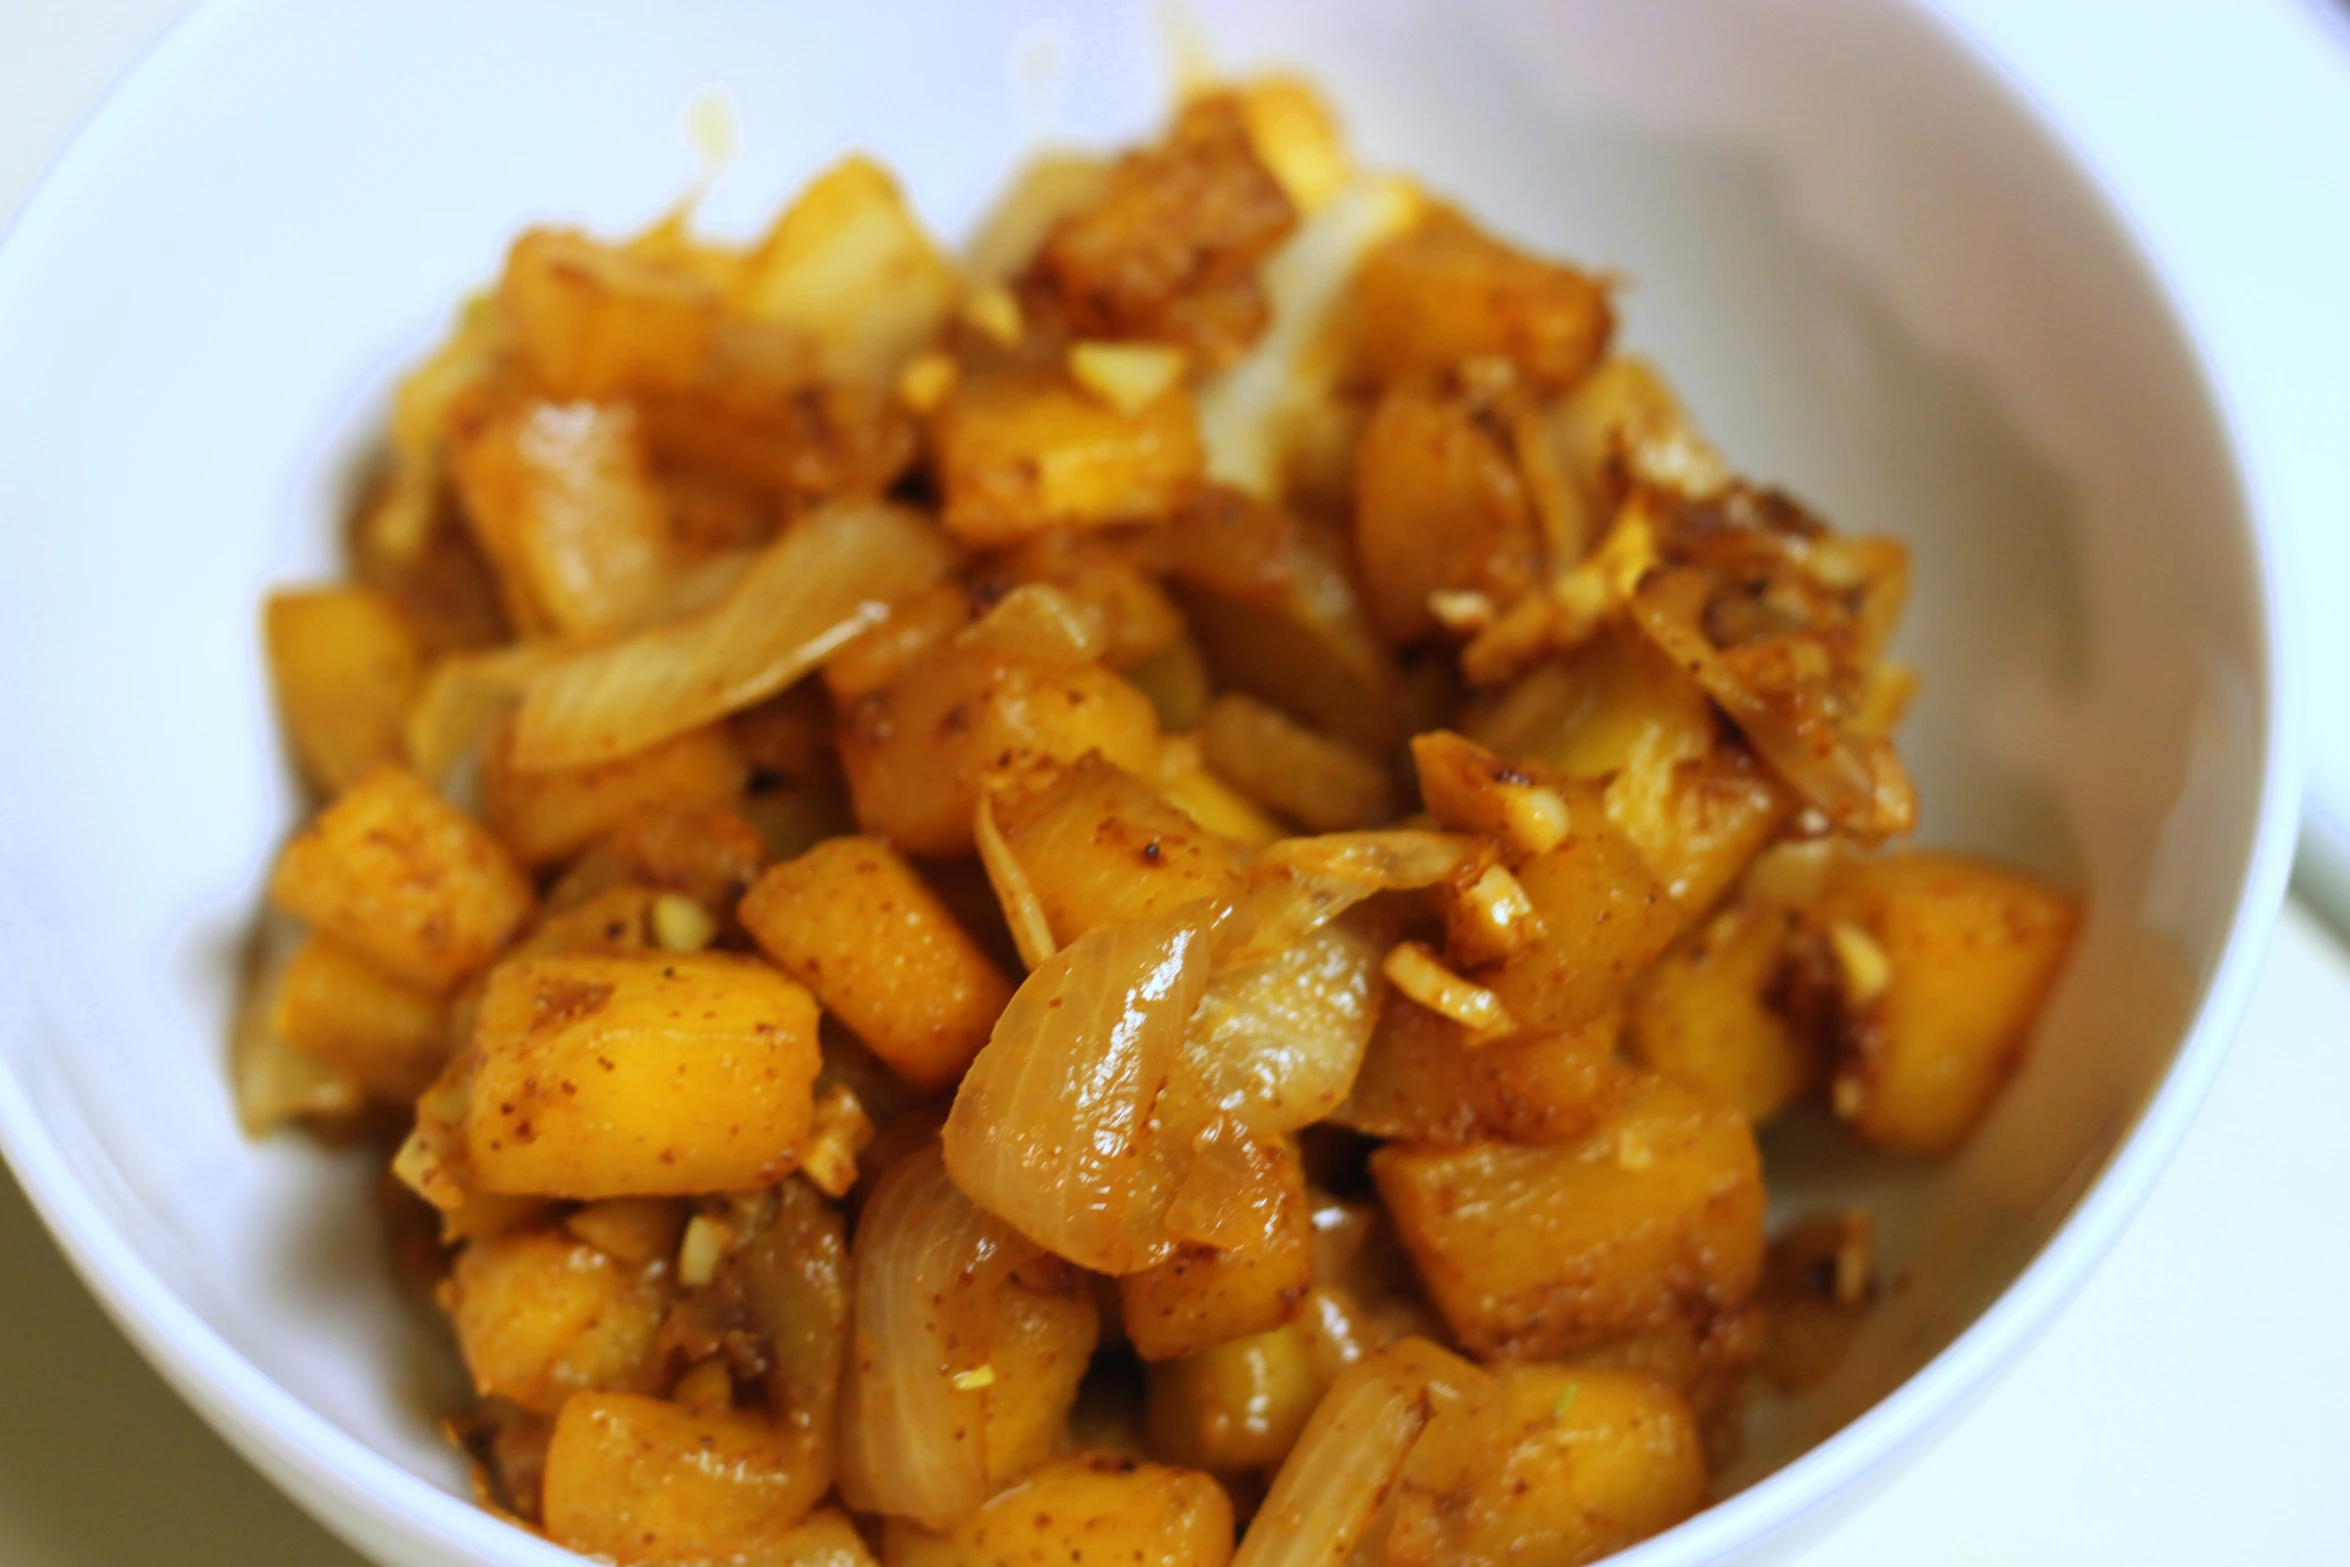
[
  {"x1": 482, "y1": 717, "x2": 749, "y2": 867},
  {"x1": 546, "y1": 800, "x2": 768, "y2": 915},
  {"x1": 269, "y1": 764, "x2": 534, "y2": 992},
  {"x1": 1336, "y1": 998, "x2": 1631, "y2": 1147},
  {"x1": 1353, "y1": 209, "x2": 1614, "y2": 393},
  {"x1": 1815, "y1": 852, "x2": 2080, "y2": 1155},
  {"x1": 985, "y1": 1264, "x2": 1104, "y2": 1485},
  {"x1": 1607, "y1": 745, "x2": 1794, "y2": 920},
  {"x1": 1351, "y1": 385, "x2": 1541, "y2": 645},
  {"x1": 1372, "y1": 1075, "x2": 1765, "y2": 1359},
  {"x1": 500, "y1": 228, "x2": 718, "y2": 401},
  {"x1": 1385, "y1": 1366, "x2": 1703, "y2": 1567},
  {"x1": 1144, "y1": 1322, "x2": 1325, "y2": 1472},
  {"x1": 766, "y1": 1509, "x2": 882, "y2": 1567},
  {"x1": 935, "y1": 363, "x2": 1203, "y2": 545},
  {"x1": 740, "y1": 837, "x2": 1014, "y2": 1095},
  {"x1": 836, "y1": 647, "x2": 1160, "y2": 857},
  {"x1": 1471, "y1": 625, "x2": 1715, "y2": 784},
  {"x1": 1120, "y1": 1137, "x2": 1312, "y2": 1362},
  {"x1": 884, "y1": 1453, "x2": 1235, "y2": 1567},
  {"x1": 1628, "y1": 904, "x2": 1816, "y2": 1123},
  {"x1": 1480, "y1": 794, "x2": 1691, "y2": 1033},
  {"x1": 448, "y1": 394, "x2": 677, "y2": 636},
  {"x1": 991, "y1": 754, "x2": 1245, "y2": 946},
  {"x1": 264, "y1": 586, "x2": 424, "y2": 795},
  {"x1": 1564, "y1": 1304, "x2": 1766, "y2": 1458},
  {"x1": 445, "y1": 1227, "x2": 668, "y2": 1413},
  {"x1": 1035, "y1": 93, "x2": 1298, "y2": 365},
  {"x1": 273, "y1": 933, "x2": 450, "y2": 1101},
  {"x1": 543, "y1": 1393, "x2": 825, "y2": 1563},
  {"x1": 1197, "y1": 692, "x2": 1396, "y2": 832},
  {"x1": 464, "y1": 952, "x2": 820, "y2": 1197}
]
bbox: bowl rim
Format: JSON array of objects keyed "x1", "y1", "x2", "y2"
[{"x1": 0, "y1": 0, "x2": 2303, "y2": 1562}]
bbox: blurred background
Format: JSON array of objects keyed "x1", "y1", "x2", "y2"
[{"x1": 0, "y1": 1, "x2": 2344, "y2": 1563}]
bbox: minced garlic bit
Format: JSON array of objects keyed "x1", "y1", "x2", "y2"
[
  {"x1": 1827, "y1": 920, "x2": 1892, "y2": 1006},
  {"x1": 1068, "y1": 340, "x2": 1188, "y2": 416},
  {"x1": 1832, "y1": 1210, "x2": 1874, "y2": 1308},
  {"x1": 1615, "y1": 1128, "x2": 1654, "y2": 1171},
  {"x1": 1497, "y1": 777, "x2": 1572, "y2": 861},
  {"x1": 677, "y1": 1212, "x2": 733, "y2": 1290},
  {"x1": 796, "y1": 1082, "x2": 876, "y2": 1199},
  {"x1": 651, "y1": 892, "x2": 718, "y2": 953},
  {"x1": 1830, "y1": 1071, "x2": 1867, "y2": 1122},
  {"x1": 673, "y1": 1355, "x2": 733, "y2": 1415},
  {"x1": 1428, "y1": 589, "x2": 1497, "y2": 634},
  {"x1": 1381, "y1": 939, "x2": 1514, "y2": 1041},
  {"x1": 950, "y1": 1364, "x2": 998, "y2": 1391},
  {"x1": 963, "y1": 283, "x2": 1024, "y2": 346},
  {"x1": 1450, "y1": 863, "x2": 1544, "y2": 967},
  {"x1": 896, "y1": 349, "x2": 959, "y2": 415}
]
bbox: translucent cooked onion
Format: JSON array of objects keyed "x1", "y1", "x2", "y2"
[
  {"x1": 513, "y1": 500, "x2": 954, "y2": 770},
  {"x1": 737, "y1": 1178, "x2": 851, "y2": 1496},
  {"x1": 836, "y1": 1147, "x2": 1024, "y2": 1525},
  {"x1": 1233, "y1": 1339, "x2": 1485, "y2": 1567},
  {"x1": 942, "y1": 905, "x2": 1223, "y2": 1275},
  {"x1": 1229, "y1": 830, "x2": 1485, "y2": 966},
  {"x1": 973, "y1": 789, "x2": 1058, "y2": 970},
  {"x1": 1184, "y1": 910, "x2": 1388, "y2": 1133},
  {"x1": 403, "y1": 640, "x2": 572, "y2": 790}
]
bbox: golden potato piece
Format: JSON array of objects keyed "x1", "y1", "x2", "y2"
[
  {"x1": 269, "y1": 764, "x2": 534, "y2": 992},
  {"x1": 1352, "y1": 208, "x2": 1614, "y2": 393},
  {"x1": 543, "y1": 1393, "x2": 825, "y2": 1563},
  {"x1": 1628, "y1": 904, "x2": 1817, "y2": 1124},
  {"x1": 445, "y1": 1226, "x2": 668, "y2": 1414},
  {"x1": 740, "y1": 837, "x2": 1014, "y2": 1095},
  {"x1": 1351, "y1": 384, "x2": 1541, "y2": 645},
  {"x1": 500, "y1": 228, "x2": 719, "y2": 401},
  {"x1": 264, "y1": 586, "x2": 424, "y2": 795},
  {"x1": 546, "y1": 799, "x2": 768, "y2": 916},
  {"x1": 1197, "y1": 693, "x2": 1394, "y2": 832},
  {"x1": 482, "y1": 716, "x2": 748, "y2": 868},
  {"x1": 836, "y1": 647, "x2": 1160, "y2": 857},
  {"x1": 1372, "y1": 1075, "x2": 1765, "y2": 1359},
  {"x1": 1144, "y1": 1322, "x2": 1324, "y2": 1473},
  {"x1": 1336, "y1": 998, "x2": 1631, "y2": 1148},
  {"x1": 1816, "y1": 852, "x2": 2080, "y2": 1156},
  {"x1": 1120, "y1": 1135, "x2": 1312, "y2": 1362},
  {"x1": 273, "y1": 933, "x2": 450, "y2": 1101},
  {"x1": 1386, "y1": 1366, "x2": 1704, "y2": 1567},
  {"x1": 990, "y1": 753, "x2": 1246, "y2": 947},
  {"x1": 885, "y1": 1453, "x2": 1235, "y2": 1567},
  {"x1": 464, "y1": 952, "x2": 820, "y2": 1198},
  {"x1": 935, "y1": 363, "x2": 1203, "y2": 545}
]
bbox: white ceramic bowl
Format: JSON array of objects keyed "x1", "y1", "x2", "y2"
[{"x1": 0, "y1": 2, "x2": 2299, "y2": 1563}]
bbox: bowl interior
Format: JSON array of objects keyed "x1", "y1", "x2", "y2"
[{"x1": 0, "y1": 0, "x2": 2279, "y2": 1563}]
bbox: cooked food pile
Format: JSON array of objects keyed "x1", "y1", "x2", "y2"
[{"x1": 240, "y1": 76, "x2": 2081, "y2": 1567}]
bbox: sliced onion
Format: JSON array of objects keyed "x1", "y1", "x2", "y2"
[
  {"x1": 737, "y1": 1177, "x2": 850, "y2": 1498},
  {"x1": 1183, "y1": 909, "x2": 1388, "y2": 1133},
  {"x1": 1233, "y1": 1339, "x2": 1485, "y2": 1567},
  {"x1": 513, "y1": 500, "x2": 954, "y2": 770},
  {"x1": 836, "y1": 1146, "x2": 1024, "y2": 1525},
  {"x1": 1229, "y1": 830, "x2": 1484, "y2": 966},
  {"x1": 973, "y1": 789, "x2": 1058, "y2": 971},
  {"x1": 942, "y1": 904, "x2": 1223, "y2": 1275},
  {"x1": 403, "y1": 640, "x2": 572, "y2": 791}
]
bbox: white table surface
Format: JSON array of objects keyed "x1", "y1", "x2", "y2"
[{"x1": 3, "y1": 1, "x2": 2346, "y2": 1563}]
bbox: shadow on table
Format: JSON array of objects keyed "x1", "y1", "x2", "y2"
[{"x1": 0, "y1": 1166, "x2": 369, "y2": 1567}]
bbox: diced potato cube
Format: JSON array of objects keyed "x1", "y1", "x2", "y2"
[
  {"x1": 273, "y1": 933, "x2": 451, "y2": 1101},
  {"x1": 1154, "y1": 735, "x2": 1284, "y2": 845},
  {"x1": 764, "y1": 1509, "x2": 881, "y2": 1567},
  {"x1": 1815, "y1": 852, "x2": 2080, "y2": 1156},
  {"x1": 269, "y1": 764, "x2": 535, "y2": 992},
  {"x1": 1120, "y1": 1136, "x2": 1312, "y2": 1362},
  {"x1": 1125, "y1": 637, "x2": 1213, "y2": 732},
  {"x1": 1035, "y1": 93, "x2": 1297, "y2": 365},
  {"x1": 984, "y1": 1266, "x2": 1104, "y2": 1486},
  {"x1": 1351, "y1": 385, "x2": 1541, "y2": 645},
  {"x1": 445, "y1": 1227, "x2": 668, "y2": 1413},
  {"x1": 1352, "y1": 209, "x2": 1614, "y2": 393},
  {"x1": 564, "y1": 1197, "x2": 687, "y2": 1266},
  {"x1": 264, "y1": 586, "x2": 424, "y2": 795},
  {"x1": 1480, "y1": 796, "x2": 1692, "y2": 1032},
  {"x1": 1385, "y1": 1366, "x2": 1704, "y2": 1567},
  {"x1": 991, "y1": 754, "x2": 1246, "y2": 946},
  {"x1": 543, "y1": 1393, "x2": 824, "y2": 1563},
  {"x1": 448, "y1": 395, "x2": 679, "y2": 638},
  {"x1": 1564, "y1": 1303, "x2": 1766, "y2": 1457},
  {"x1": 935, "y1": 364, "x2": 1203, "y2": 545},
  {"x1": 1372, "y1": 1075, "x2": 1765, "y2": 1359},
  {"x1": 884, "y1": 1453, "x2": 1234, "y2": 1567},
  {"x1": 836, "y1": 647, "x2": 1160, "y2": 857},
  {"x1": 1411, "y1": 730, "x2": 1573, "y2": 862},
  {"x1": 1628, "y1": 904, "x2": 1817, "y2": 1123},
  {"x1": 546, "y1": 800, "x2": 768, "y2": 915},
  {"x1": 464, "y1": 952, "x2": 821, "y2": 1198},
  {"x1": 1467, "y1": 624, "x2": 1716, "y2": 785},
  {"x1": 500, "y1": 228, "x2": 719, "y2": 401},
  {"x1": 481, "y1": 716, "x2": 748, "y2": 868},
  {"x1": 1144, "y1": 1322, "x2": 1325, "y2": 1472},
  {"x1": 1337, "y1": 997, "x2": 1630, "y2": 1147},
  {"x1": 740, "y1": 837, "x2": 1014, "y2": 1095},
  {"x1": 1198, "y1": 693, "x2": 1394, "y2": 831},
  {"x1": 1235, "y1": 77, "x2": 1351, "y2": 214},
  {"x1": 735, "y1": 156, "x2": 960, "y2": 386}
]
